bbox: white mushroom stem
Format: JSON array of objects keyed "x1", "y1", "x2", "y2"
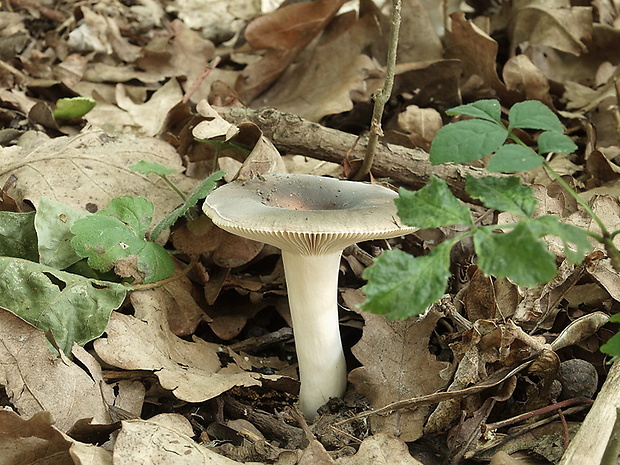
[{"x1": 281, "y1": 249, "x2": 347, "y2": 419}]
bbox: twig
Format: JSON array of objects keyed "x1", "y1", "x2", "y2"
[
  {"x1": 484, "y1": 397, "x2": 594, "y2": 432},
  {"x1": 354, "y1": 0, "x2": 402, "y2": 180}
]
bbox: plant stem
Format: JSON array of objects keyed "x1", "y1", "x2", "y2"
[
  {"x1": 160, "y1": 174, "x2": 187, "y2": 202},
  {"x1": 354, "y1": 0, "x2": 401, "y2": 180},
  {"x1": 541, "y1": 161, "x2": 609, "y2": 235}
]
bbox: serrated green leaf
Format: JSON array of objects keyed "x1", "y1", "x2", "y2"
[
  {"x1": 0, "y1": 211, "x2": 38, "y2": 261},
  {"x1": 0, "y1": 257, "x2": 126, "y2": 355},
  {"x1": 151, "y1": 170, "x2": 225, "y2": 240},
  {"x1": 538, "y1": 131, "x2": 577, "y2": 154},
  {"x1": 528, "y1": 215, "x2": 592, "y2": 264},
  {"x1": 53, "y1": 97, "x2": 96, "y2": 121},
  {"x1": 474, "y1": 223, "x2": 557, "y2": 286},
  {"x1": 396, "y1": 176, "x2": 473, "y2": 228},
  {"x1": 465, "y1": 175, "x2": 537, "y2": 217},
  {"x1": 362, "y1": 241, "x2": 454, "y2": 319},
  {"x1": 508, "y1": 100, "x2": 563, "y2": 132},
  {"x1": 35, "y1": 197, "x2": 88, "y2": 269},
  {"x1": 430, "y1": 119, "x2": 508, "y2": 165},
  {"x1": 102, "y1": 196, "x2": 154, "y2": 237},
  {"x1": 129, "y1": 160, "x2": 178, "y2": 176},
  {"x1": 487, "y1": 144, "x2": 543, "y2": 172},
  {"x1": 446, "y1": 99, "x2": 502, "y2": 123}
]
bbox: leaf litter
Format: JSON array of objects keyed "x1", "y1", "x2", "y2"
[{"x1": 0, "y1": 0, "x2": 619, "y2": 464}]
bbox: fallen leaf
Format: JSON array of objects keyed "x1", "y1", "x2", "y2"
[
  {"x1": 0, "y1": 128, "x2": 199, "y2": 224},
  {"x1": 0, "y1": 411, "x2": 74, "y2": 464},
  {"x1": 348, "y1": 310, "x2": 450, "y2": 441},
  {"x1": 508, "y1": 1, "x2": 593, "y2": 56},
  {"x1": 337, "y1": 433, "x2": 425, "y2": 465},
  {"x1": 235, "y1": 0, "x2": 347, "y2": 102},
  {"x1": 93, "y1": 288, "x2": 280, "y2": 403},
  {"x1": 0, "y1": 307, "x2": 112, "y2": 432},
  {"x1": 113, "y1": 416, "x2": 258, "y2": 464}
]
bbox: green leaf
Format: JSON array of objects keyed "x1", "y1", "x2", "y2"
[
  {"x1": 0, "y1": 211, "x2": 38, "y2": 261},
  {"x1": 35, "y1": 197, "x2": 88, "y2": 269},
  {"x1": 528, "y1": 215, "x2": 592, "y2": 264},
  {"x1": 474, "y1": 223, "x2": 557, "y2": 286},
  {"x1": 362, "y1": 240, "x2": 454, "y2": 319},
  {"x1": 487, "y1": 144, "x2": 543, "y2": 172},
  {"x1": 538, "y1": 131, "x2": 577, "y2": 154},
  {"x1": 102, "y1": 196, "x2": 154, "y2": 237},
  {"x1": 508, "y1": 100, "x2": 563, "y2": 132},
  {"x1": 446, "y1": 99, "x2": 502, "y2": 123},
  {"x1": 600, "y1": 331, "x2": 620, "y2": 361},
  {"x1": 151, "y1": 170, "x2": 225, "y2": 240},
  {"x1": 396, "y1": 176, "x2": 473, "y2": 228},
  {"x1": 53, "y1": 97, "x2": 96, "y2": 121},
  {"x1": 0, "y1": 257, "x2": 126, "y2": 355},
  {"x1": 465, "y1": 175, "x2": 537, "y2": 217},
  {"x1": 430, "y1": 119, "x2": 508, "y2": 165},
  {"x1": 129, "y1": 160, "x2": 178, "y2": 176},
  {"x1": 71, "y1": 196, "x2": 174, "y2": 284}
]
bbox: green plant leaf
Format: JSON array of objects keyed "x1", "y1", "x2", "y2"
[
  {"x1": 528, "y1": 215, "x2": 592, "y2": 264},
  {"x1": 508, "y1": 100, "x2": 563, "y2": 132},
  {"x1": 430, "y1": 119, "x2": 508, "y2": 165},
  {"x1": 71, "y1": 196, "x2": 174, "y2": 284},
  {"x1": 102, "y1": 195, "x2": 154, "y2": 237},
  {"x1": 600, "y1": 328, "x2": 620, "y2": 361},
  {"x1": 0, "y1": 211, "x2": 38, "y2": 261},
  {"x1": 151, "y1": 170, "x2": 225, "y2": 240},
  {"x1": 474, "y1": 222, "x2": 557, "y2": 286},
  {"x1": 465, "y1": 175, "x2": 537, "y2": 217},
  {"x1": 396, "y1": 176, "x2": 473, "y2": 228},
  {"x1": 487, "y1": 144, "x2": 543, "y2": 172},
  {"x1": 35, "y1": 197, "x2": 88, "y2": 269},
  {"x1": 53, "y1": 97, "x2": 96, "y2": 121},
  {"x1": 538, "y1": 131, "x2": 577, "y2": 154},
  {"x1": 362, "y1": 240, "x2": 454, "y2": 319},
  {"x1": 446, "y1": 99, "x2": 502, "y2": 123},
  {"x1": 0, "y1": 257, "x2": 126, "y2": 355},
  {"x1": 129, "y1": 160, "x2": 178, "y2": 176}
]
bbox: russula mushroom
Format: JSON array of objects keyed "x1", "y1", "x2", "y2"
[{"x1": 203, "y1": 174, "x2": 417, "y2": 418}]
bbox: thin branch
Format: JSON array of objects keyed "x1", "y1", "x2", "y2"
[{"x1": 354, "y1": 0, "x2": 402, "y2": 180}]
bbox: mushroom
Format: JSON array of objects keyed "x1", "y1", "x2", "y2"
[{"x1": 203, "y1": 174, "x2": 417, "y2": 418}]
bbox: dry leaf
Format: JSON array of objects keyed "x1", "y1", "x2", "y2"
[
  {"x1": 337, "y1": 433, "x2": 425, "y2": 465},
  {"x1": 235, "y1": 0, "x2": 347, "y2": 102},
  {"x1": 0, "y1": 128, "x2": 198, "y2": 223},
  {"x1": 93, "y1": 288, "x2": 279, "y2": 403},
  {"x1": 508, "y1": 1, "x2": 593, "y2": 56},
  {"x1": 0, "y1": 308, "x2": 111, "y2": 432},
  {"x1": 113, "y1": 416, "x2": 256, "y2": 465},
  {"x1": 348, "y1": 311, "x2": 450, "y2": 441},
  {"x1": 0, "y1": 411, "x2": 74, "y2": 464}
]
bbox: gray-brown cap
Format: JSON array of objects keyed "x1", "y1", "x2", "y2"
[{"x1": 203, "y1": 174, "x2": 418, "y2": 254}]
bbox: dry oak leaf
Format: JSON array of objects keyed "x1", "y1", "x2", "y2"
[
  {"x1": 0, "y1": 411, "x2": 76, "y2": 464},
  {"x1": 348, "y1": 307, "x2": 451, "y2": 442},
  {"x1": 253, "y1": 4, "x2": 383, "y2": 122},
  {"x1": 337, "y1": 433, "x2": 425, "y2": 465},
  {"x1": 113, "y1": 416, "x2": 261, "y2": 464},
  {"x1": 0, "y1": 128, "x2": 199, "y2": 224},
  {"x1": 93, "y1": 288, "x2": 280, "y2": 403},
  {"x1": 508, "y1": 0, "x2": 593, "y2": 56},
  {"x1": 235, "y1": 0, "x2": 347, "y2": 102},
  {"x1": 0, "y1": 307, "x2": 113, "y2": 433}
]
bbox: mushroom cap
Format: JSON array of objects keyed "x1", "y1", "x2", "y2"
[{"x1": 203, "y1": 174, "x2": 418, "y2": 255}]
